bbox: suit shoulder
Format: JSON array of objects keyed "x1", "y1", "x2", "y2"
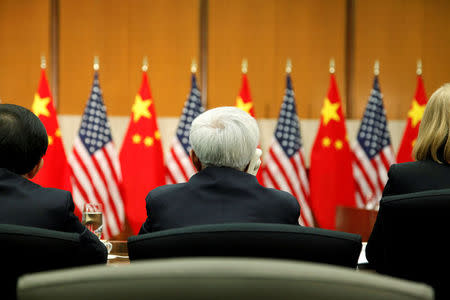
[
  {"x1": 263, "y1": 186, "x2": 298, "y2": 204},
  {"x1": 264, "y1": 186, "x2": 294, "y2": 197},
  {"x1": 147, "y1": 182, "x2": 189, "y2": 199},
  {"x1": 35, "y1": 185, "x2": 71, "y2": 199},
  {"x1": 390, "y1": 160, "x2": 443, "y2": 175},
  {"x1": 25, "y1": 183, "x2": 72, "y2": 208}
]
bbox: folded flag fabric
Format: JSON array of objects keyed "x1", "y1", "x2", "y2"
[
  {"x1": 235, "y1": 73, "x2": 264, "y2": 185},
  {"x1": 352, "y1": 75, "x2": 395, "y2": 209},
  {"x1": 396, "y1": 75, "x2": 428, "y2": 163},
  {"x1": 309, "y1": 73, "x2": 355, "y2": 230},
  {"x1": 120, "y1": 70, "x2": 165, "y2": 234},
  {"x1": 31, "y1": 68, "x2": 72, "y2": 193},
  {"x1": 165, "y1": 73, "x2": 204, "y2": 184},
  {"x1": 69, "y1": 71, "x2": 125, "y2": 238},
  {"x1": 261, "y1": 73, "x2": 314, "y2": 226}
]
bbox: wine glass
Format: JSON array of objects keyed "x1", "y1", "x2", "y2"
[{"x1": 81, "y1": 203, "x2": 103, "y2": 239}]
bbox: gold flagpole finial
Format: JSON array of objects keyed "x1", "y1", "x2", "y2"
[
  {"x1": 374, "y1": 60, "x2": 380, "y2": 76},
  {"x1": 329, "y1": 58, "x2": 335, "y2": 74},
  {"x1": 191, "y1": 59, "x2": 198, "y2": 73},
  {"x1": 241, "y1": 58, "x2": 248, "y2": 74},
  {"x1": 285, "y1": 58, "x2": 292, "y2": 74},
  {"x1": 93, "y1": 56, "x2": 100, "y2": 71},
  {"x1": 416, "y1": 59, "x2": 422, "y2": 75},
  {"x1": 40, "y1": 55, "x2": 46, "y2": 69},
  {"x1": 142, "y1": 56, "x2": 148, "y2": 72}
]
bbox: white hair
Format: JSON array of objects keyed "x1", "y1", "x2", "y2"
[{"x1": 189, "y1": 106, "x2": 260, "y2": 171}]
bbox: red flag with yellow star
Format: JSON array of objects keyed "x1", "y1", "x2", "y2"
[
  {"x1": 235, "y1": 73, "x2": 264, "y2": 185},
  {"x1": 309, "y1": 74, "x2": 355, "y2": 229},
  {"x1": 31, "y1": 68, "x2": 72, "y2": 192},
  {"x1": 119, "y1": 71, "x2": 165, "y2": 234},
  {"x1": 396, "y1": 75, "x2": 428, "y2": 163},
  {"x1": 236, "y1": 73, "x2": 256, "y2": 116}
]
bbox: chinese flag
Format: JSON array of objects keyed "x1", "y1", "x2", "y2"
[
  {"x1": 396, "y1": 75, "x2": 428, "y2": 163},
  {"x1": 235, "y1": 73, "x2": 264, "y2": 185},
  {"x1": 120, "y1": 71, "x2": 165, "y2": 234},
  {"x1": 309, "y1": 74, "x2": 355, "y2": 230},
  {"x1": 31, "y1": 68, "x2": 72, "y2": 192}
]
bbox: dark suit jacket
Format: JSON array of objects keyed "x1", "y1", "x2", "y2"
[
  {"x1": 382, "y1": 160, "x2": 450, "y2": 196},
  {"x1": 0, "y1": 168, "x2": 107, "y2": 263},
  {"x1": 366, "y1": 160, "x2": 450, "y2": 269},
  {"x1": 139, "y1": 167, "x2": 301, "y2": 234}
]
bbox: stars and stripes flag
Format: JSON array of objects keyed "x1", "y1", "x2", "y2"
[
  {"x1": 166, "y1": 73, "x2": 204, "y2": 184},
  {"x1": 261, "y1": 74, "x2": 314, "y2": 226},
  {"x1": 69, "y1": 72, "x2": 125, "y2": 238},
  {"x1": 352, "y1": 76, "x2": 395, "y2": 209}
]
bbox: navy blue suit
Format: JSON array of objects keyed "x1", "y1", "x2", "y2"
[
  {"x1": 139, "y1": 167, "x2": 300, "y2": 234},
  {"x1": 0, "y1": 168, "x2": 107, "y2": 262}
]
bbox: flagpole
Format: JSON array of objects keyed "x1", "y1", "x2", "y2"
[
  {"x1": 329, "y1": 58, "x2": 335, "y2": 74},
  {"x1": 142, "y1": 56, "x2": 148, "y2": 72},
  {"x1": 416, "y1": 59, "x2": 422, "y2": 75},
  {"x1": 41, "y1": 55, "x2": 47, "y2": 70},
  {"x1": 191, "y1": 59, "x2": 198, "y2": 74},
  {"x1": 93, "y1": 56, "x2": 100, "y2": 71},
  {"x1": 241, "y1": 58, "x2": 248, "y2": 74},
  {"x1": 286, "y1": 58, "x2": 292, "y2": 74},
  {"x1": 374, "y1": 60, "x2": 380, "y2": 76}
]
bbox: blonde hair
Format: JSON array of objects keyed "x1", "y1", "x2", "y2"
[{"x1": 413, "y1": 83, "x2": 450, "y2": 163}]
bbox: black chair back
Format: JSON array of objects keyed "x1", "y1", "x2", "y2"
[
  {"x1": 128, "y1": 223, "x2": 362, "y2": 268},
  {"x1": 0, "y1": 224, "x2": 98, "y2": 300},
  {"x1": 376, "y1": 189, "x2": 450, "y2": 299}
]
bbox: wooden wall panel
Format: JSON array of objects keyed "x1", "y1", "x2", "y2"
[
  {"x1": 0, "y1": 0, "x2": 50, "y2": 108},
  {"x1": 208, "y1": 0, "x2": 277, "y2": 117},
  {"x1": 422, "y1": 0, "x2": 450, "y2": 96},
  {"x1": 2, "y1": 0, "x2": 449, "y2": 120},
  {"x1": 351, "y1": 0, "x2": 424, "y2": 120},
  {"x1": 59, "y1": 0, "x2": 199, "y2": 116},
  {"x1": 349, "y1": 0, "x2": 450, "y2": 120},
  {"x1": 127, "y1": 0, "x2": 200, "y2": 117},
  {"x1": 273, "y1": 0, "x2": 347, "y2": 119},
  {"x1": 208, "y1": 0, "x2": 347, "y2": 119}
]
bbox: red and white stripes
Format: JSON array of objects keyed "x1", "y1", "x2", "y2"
[
  {"x1": 352, "y1": 142, "x2": 395, "y2": 209},
  {"x1": 69, "y1": 137, "x2": 125, "y2": 238},
  {"x1": 262, "y1": 139, "x2": 314, "y2": 226},
  {"x1": 165, "y1": 137, "x2": 196, "y2": 184}
]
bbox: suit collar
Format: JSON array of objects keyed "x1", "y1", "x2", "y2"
[
  {"x1": 0, "y1": 168, "x2": 34, "y2": 185},
  {"x1": 190, "y1": 166, "x2": 257, "y2": 182}
]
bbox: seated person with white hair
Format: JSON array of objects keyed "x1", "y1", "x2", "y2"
[{"x1": 139, "y1": 106, "x2": 300, "y2": 234}]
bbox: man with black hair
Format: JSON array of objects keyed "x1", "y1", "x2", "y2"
[{"x1": 0, "y1": 104, "x2": 107, "y2": 262}]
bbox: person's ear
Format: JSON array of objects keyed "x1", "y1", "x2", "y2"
[
  {"x1": 245, "y1": 149, "x2": 262, "y2": 176},
  {"x1": 190, "y1": 150, "x2": 202, "y2": 172},
  {"x1": 24, "y1": 158, "x2": 44, "y2": 179}
]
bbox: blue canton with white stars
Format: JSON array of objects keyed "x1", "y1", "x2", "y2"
[
  {"x1": 274, "y1": 74, "x2": 303, "y2": 158},
  {"x1": 357, "y1": 76, "x2": 391, "y2": 159},
  {"x1": 176, "y1": 74, "x2": 204, "y2": 155},
  {"x1": 78, "y1": 72, "x2": 113, "y2": 155}
]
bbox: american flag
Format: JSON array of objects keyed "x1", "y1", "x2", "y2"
[
  {"x1": 352, "y1": 76, "x2": 395, "y2": 209},
  {"x1": 166, "y1": 74, "x2": 204, "y2": 183},
  {"x1": 69, "y1": 72, "x2": 125, "y2": 238},
  {"x1": 261, "y1": 74, "x2": 314, "y2": 226}
]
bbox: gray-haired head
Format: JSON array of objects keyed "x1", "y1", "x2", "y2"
[{"x1": 189, "y1": 106, "x2": 259, "y2": 171}]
